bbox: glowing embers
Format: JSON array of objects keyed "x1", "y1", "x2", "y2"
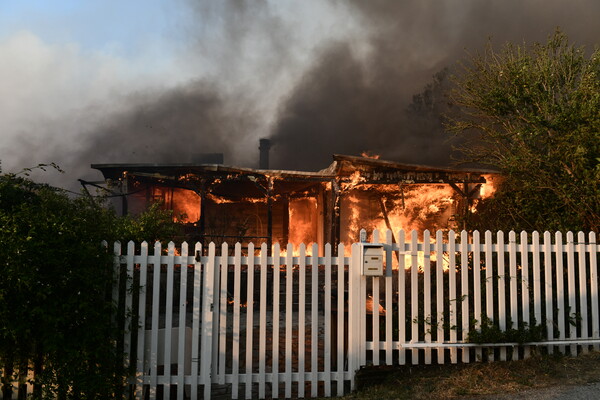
[{"x1": 207, "y1": 192, "x2": 274, "y2": 204}]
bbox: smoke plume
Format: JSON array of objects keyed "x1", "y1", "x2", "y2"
[
  {"x1": 269, "y1": 0, "x2": 600, "y2": 170},
  {"x1": 2, "y1": 0, "x2": 600, "y2": 188}
]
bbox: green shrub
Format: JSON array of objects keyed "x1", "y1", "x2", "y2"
[{"x1": 0, "y1": 167, "x2": 178, "y2": 399}]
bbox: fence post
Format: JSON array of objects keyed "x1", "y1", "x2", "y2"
[{"x1": 347, "y1": 242, "x2": 362, "y2": 390}]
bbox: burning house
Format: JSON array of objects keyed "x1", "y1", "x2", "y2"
[{"x1": 91, "y1": 146, "x2": 496, "y2": 254}]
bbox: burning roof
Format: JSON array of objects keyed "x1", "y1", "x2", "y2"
[
  {"x1": 91, "y1": 155, "x2": 498, "y2": 253},
  {"x1": 93, "y1": 154, "x2": 493, "y2": 186}
]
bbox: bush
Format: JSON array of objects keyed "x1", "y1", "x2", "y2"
[
  {"x1": 467, "y1": 315, "x2": 547, "y2": 345},
  {"x1": 448, "y1": 30, "x2": 600, "y2": 232},
  {"x1": 0, "y1": 168, "x2": 178, "y2": 399}
]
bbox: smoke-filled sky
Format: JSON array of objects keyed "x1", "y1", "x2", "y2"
[{"x1": 1, "y1": 0, "x2": 599, "y2": 190}]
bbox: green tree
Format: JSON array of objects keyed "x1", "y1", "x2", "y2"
[
  {"x1": 0, "y1": 167, "x2": 178, "y2": 399},
  {"x1": 447, "y1": 31, "x2": 600, "y2": 232}
]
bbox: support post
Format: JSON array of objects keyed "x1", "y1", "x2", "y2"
[
  {"x1": 282, "y1": 194, "x2": 289, "y2": 247},
  {"x1": 120, "y1": 176, "x2": 128, "y2": 216},
  {"x1": 348, "y1": 243, "x2": 362, "y2": 390},
  {"x1": 332, "y1": 179, "x2": 341, "y2": 254},
  {"x1": 199, "y1": 179, "x2": 207, "y2": 248}
]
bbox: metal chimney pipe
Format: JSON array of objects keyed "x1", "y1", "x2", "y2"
[{"x1": 259, "y1": 138, "x2": 271, "y2": 169}]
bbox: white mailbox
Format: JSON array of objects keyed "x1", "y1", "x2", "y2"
[{"x1": 359, "y1": 243, "x2": 385, "y2": 276}]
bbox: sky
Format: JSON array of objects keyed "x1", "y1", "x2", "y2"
[{"x1": 1, "y1": 0, "x2": 599, "y2": 190}]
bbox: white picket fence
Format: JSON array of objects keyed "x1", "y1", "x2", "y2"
[{"x1": 114, "y1": 229, "x2": 600, "y2": 399}]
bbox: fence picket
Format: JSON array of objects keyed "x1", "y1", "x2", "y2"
[
  {"x1": 460, "y1": 231, "x2": 469, "y2": 363},
  {"x1": 532, "y1": 231, "x2": 542, "y2": 334},
  {"x1": 135, "y1": 242, "x2": 149, "y2": 400},
  {"x1": 555, "y1": 232, "x2": 566, "y2": 354},
  {"x1": 311, "y1": 243, "x2": 319, "y2": 397},
  {"x1": 577, "y1": 232, "x2": 589, "y2": 354},
  {"x1": 484, "y1": 231, "x2": 494, "y2": 362},
  {"x1": 124, "y1": 241, "x2": 135, "y2": 374},
  {"x1": 244, "y1": 243, "x2": 255, "y2": 399},
  {"x1": 218, "y1": 243, "x2": 228, "y2": 385},
  {"x1": 202, "y1": 243, "x2": 216, "y2": 400},
  {"x1": 385, "y1": 230, "x2": 393, "y2": 366},
  {"x1": 232, "y1": 243, "x2": 242, "y2": 399},
  {"x1": 497, "y1": 231, "x2": 507, "y2": 361},
  {"x1": 190, "y1": 243, "x2": 202, "y2": 400},
  {"x1": 150, "y1": 242, "x2": 161, "y2": 399},
  {"x1": 323, "y1": 243, "x2": 332, "y2": 397},
  {"x1": 298, "y1": 243, "x2": 306, "y2": 398},
  {"x1": 211, "y1": 242, "x2": 221, "y2": 385},
  {"x1": 448, "y1": 231, "x2": 457, "y2": 363},
  {"x1": 285, "y1": 243, "x2": 293, "y2": 399},
  {"x1": 566, "y1": 232, "x2": 577, "y2": 354},
  {"x1": 590, "y1": 232, "x2": 599, "y2": 348},
  {"x1": 577, "y1": 232, "x2": 589, "y2": 353},
  {"x1": 410, "y1": 230, "x2": 419, "y2": 364},
  {"x1": 520, "y1": 231, "x2": 531, "y2": 359},
  {"x1": 423, "y1": 230, "x2": 432, "y2": 364},
  {"x1": 435, "y1": 230, "x2": 444, "y2": 364},
  {"x1": 398, "y1": 230, "x2": 406, "y2": 365},
  {"x1": 508, "y1": 231, "x2": 517, "y2": 361},
  {"x1": 176, "y1": 242, "x2": 189, "y2": 400},
  {"x1": 336, "y1": 243, "x2": 345, "y2": 397},
  {"x1": 163, "y1": 242, "x2": 176, "y2": 400},
  {"x1": 272, "y1": 243, "x2": 281, "y2": 399},
  {"x1": 372, "y1": 230, "x2": 380, "y2": 367},
  {"x1": 543, "y1": 232, "x2": 554, "y2": 354},
  {"x1": 360, "y1": 231, "x2": 367, "y2": 367},
  {"x1": 259, "y1": 243, "x2": 267, "y2": 398},
  {"x1": 473, "y1": 231, "x2": 482, "y2": 361}
]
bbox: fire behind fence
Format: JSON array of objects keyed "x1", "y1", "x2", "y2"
[
  {"x1": 98, "y1": 229, "x2": 600, "y2": 400},
  {"x1": 6, "y1": 229, "x2": 594, "y2": 399}
]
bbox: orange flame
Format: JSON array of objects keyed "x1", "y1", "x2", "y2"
[
  {"x1": 342, "y1": 183, "x2": 457, "y2": 242},
  {"x1": 361, "y1": 151, "x2": 381, "y2": 159},
  {"x1": 288, "y1": 198, "x2": 318, "y2": 248},
  {"x1": 342, "y1": 171, "x2": 366, "y2": 191},
  {"x1": 480, "y1": 174, "x2": 500, "y2": 200},
  {"x1": 469, "y1": 174, "x2": 501, "y2": 213},
  {"x1": 172, "y1": 188, "x2": 200, "y2": 223}
]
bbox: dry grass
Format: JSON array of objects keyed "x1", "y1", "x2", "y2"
[{"x1": 336, "y1": 351, "x2": 600, "y2": 399}]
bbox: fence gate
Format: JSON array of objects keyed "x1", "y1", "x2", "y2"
[{"x1": 117, "y1": 240, "x2": 356, "y2": 399}]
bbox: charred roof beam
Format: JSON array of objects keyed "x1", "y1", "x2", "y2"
[{"x1": 350, "y1": 174, "x2": 486, "y2": 185}]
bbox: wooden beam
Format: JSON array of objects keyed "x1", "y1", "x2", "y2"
[
  {"x1": 378, "y1": 196, "x2": 400, "y2": 263},
  {"x1": 332, "y1": 179, "x2": 341, "y2": 254},
  {"x1": 282, "y1": 195, "x2": 289, "y2": 247}
]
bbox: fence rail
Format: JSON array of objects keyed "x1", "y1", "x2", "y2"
[{"x1": 110, "y1": 229, "x2": 599, "y2": 399}]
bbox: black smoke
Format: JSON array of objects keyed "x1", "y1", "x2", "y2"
[
  {"x1": 79, "y1": 81, "x2": 260, "y2": 166},
  {"x1": 268, "y1": 0, "x2": 600, "y2": 170}
]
